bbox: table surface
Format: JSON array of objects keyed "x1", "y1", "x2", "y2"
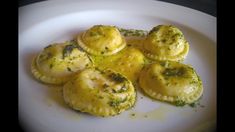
[{"x1": 18, "y1": 0, "x2": 216, "y2": 17}]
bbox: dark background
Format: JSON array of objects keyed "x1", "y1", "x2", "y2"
[
  {"x1": 18, "y1": 0, "x2": 216, "y2": 16},
  {"x1": 18, "y1": 0, "x2": 216, "y2": 131}
]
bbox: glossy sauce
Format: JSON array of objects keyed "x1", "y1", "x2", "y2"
[
  {"x1": 129, "y1": 105, "x2": 172, "y2": 121},
  {"x1": 91, "y1": 38, "x2": 145, "y2": 83},
  {"x1": 46, "y1": 86, "x2": 68, "y2": 108}
]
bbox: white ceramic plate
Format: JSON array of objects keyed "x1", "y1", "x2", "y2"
[{"x1": 19, "y1": 0, "x2": 216, "y2": 132}]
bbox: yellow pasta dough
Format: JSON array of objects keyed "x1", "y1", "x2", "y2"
[
  {"x1": 91, "y1": 47, "x2": 145, "y2": 82},
  {"x1": 143, "y1": 25, "x2": 189, "y2": 61},
  {"x1": 138, "y1": 61, "x2": 203, "y2": 105},
  {"x1": 77, "y1": 25, "x2": 126, "y2": 56},
  {"x1": 31, "y1": 41, "x2": 93, "y2": 85},
  {"x1": 63, "y1": 68, "x2": 136, "y2": 117},
  {"x1": 31, "y1": 24, "x2": 204, "y2": 112}
]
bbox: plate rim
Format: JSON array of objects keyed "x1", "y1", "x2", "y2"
[
  {"x1": 19, "y1": 0, "x2": 216, "y2": 42},
  {"x1": 19, "y1": 0, "x2": 216, "y2": 132}
]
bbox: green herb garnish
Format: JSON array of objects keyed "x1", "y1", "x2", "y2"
[
  {"x1": 62, "y1": 44, "x2": 77, "y2": 59},
  {"x1": 98, "y1": 96, "x2": 104, "y2": 99},
  {"x1": 49, "y1": 64, "x2": 54, "y2": 69},
  {"x1": 189, "y1": 98, "x2": 205, "y2": 108},
  {"x1": 149, "y1": 25, "x2": 161, "y2": 34},
  {"x1": 109, "y1": 98, "x2": 127, "y2": 107},
  {"x1": 163, "y1": 67, "x2": 185, "y2": 77},
  {"x1": 159, "y1": 61, "x2": 169, "y2": 67},
  {"x1": 118, "y1": 27, "x2": 148, "y2": 37},
  {"x1": 175, "y1": 100, "x2": 186, "y2": 106},
  {"x1": 76, "y1": 44, "x2": 85, "y2": 52},
  {"x1": 161, "y1": 39, "x2": 167, "y2": 43},
  {"x1": 44, "y1": 44, "x2": 52, "y2": 49},
  {"x1": 189, "y1": 102, "x2": 196, "y2": 108},
  {"x1": 109, "y1": 73, "x2": 126, "y2": 83},
  {"x1": 67, "y1": 67, "x2": 72, "y2": 72},
  {"x1": 103, "y1": 84, "x2": 109, "y2": 88}
]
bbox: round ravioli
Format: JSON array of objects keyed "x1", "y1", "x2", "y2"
[
  {"x1": 77, "y1": 25, "x2": 126, "y2": 56},
  {"x1": 31, "y1": 41, "x2": 93, "y2": 85},
  {"x1": 63, "y1": 68, "x2": 136, "y2": 117},
  {"x1": 92, "y1": 47, "x2": 145, "y2": 82},
  {"x1": 143, "y1": 25, "x2": 189, "y2": 61},
  {"x1": 138, "y1": 61, "x2": 203, "y2": 105}
]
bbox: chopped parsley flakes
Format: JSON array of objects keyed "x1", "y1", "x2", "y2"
[
  {"x1": 109, "y1": 73, "x2": 127, "y2": 83},
  {"x1": 174, "y1": 100, "x2": 186, "y2": 107},
  {"x1": 63, "y1": 44, "x2": 77, "y2": 59}
]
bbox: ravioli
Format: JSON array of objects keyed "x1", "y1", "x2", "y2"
[
  {"x1": 63, "y1": 68, "x2": 136, "y2": 117},
  {"x1": 91, "y1": 47, "x2": 145, "y2": 82},
  {"x1": 77, "y1": 25, "x2": 126, "y2": 56},
  {"x1": 31, "y1": 24, "x2": 204, "y2": 112},
  {"x1": 31, "y1": 41, "x2": 93, "y2": 85},
  {"x1": 143, "y1": 25, "x2": 189, "y2": 61},
  {"x1": 138, "y1": 61, "x2": 203, "y2": 105}
]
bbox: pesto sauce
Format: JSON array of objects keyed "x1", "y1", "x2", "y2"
[
  {"x1": 174, "y1": 98, "x2": 205, "y2": 108},
  {"x1": 131, "y1": 113, "x2": 135, "y2": 116},
  {"x1": 103, "y1": 83, "x2": 109, "y2": 88},
  {"x1": 149, "y1": 25, "x2": 161, "y2": 34},
  {"x1": 108, "y1": 98, "x2": 127, "y2": 108},
  {"x1": 39, "y1": 26, "x2": 202, "y2": 113},
  {"x1": 49, "y1": 63, "x2": 54, "y2": 69},
  {"x1": 109, "y1": 73, "x2": 127, "y2": 83},
  {"x1": 188, "y1": 96, "x2": 205, "y2": 108},
  {"x1": 44, "y1": 44, "x2": 52, "y2": 49},
  {"x1": 67, "y1": 67, "x2": 72, "y2": 72},
  {"x1": 98, "y1": 96, "x2": 104, "y2": 99},
  {"x1": 163, "y1": 67, "x2": 185, "y2": 77},
  {"x1": 174, "y1": 100, "x2": 186, "y2": 107},
  {"x1": 118, "y1": 27, "x2": 148, "y2": 37},
  {"x1": 189, "y1": 102, "x2": 196, "y2": 107},
  {"x1": 62, "y1": 44, "x2": 77, "y2": 59},
  {"x1": 62, "y1": 41, "x2": 85, "y2": 59}
]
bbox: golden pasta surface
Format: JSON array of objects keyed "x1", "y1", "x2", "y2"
[
  {"x1": 91, "y1": 47, "x2": 145, "y2": 82},
  {"x1": 63, "y1": 68, "x2": 136, "y2": 116},
  {"x1": 31, "y1": 41, "x2": 93, "y2": 85},
  {"x1": 77, "y1": 25, "x2": 126, "y2": 56},
  {"x1": 31, "y1": 24, "x2": 204, "y2": 117},
  {"x1": 139, "y1": 61, "x2": 203, "y2": 105},
  {"x1": 143, "y1": 25, "x2": 189, "y2": 61}
]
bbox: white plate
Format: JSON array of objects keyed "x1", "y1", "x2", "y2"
[{"x1": 19, "y1": 0, "x2": 216, "y2": 132}]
